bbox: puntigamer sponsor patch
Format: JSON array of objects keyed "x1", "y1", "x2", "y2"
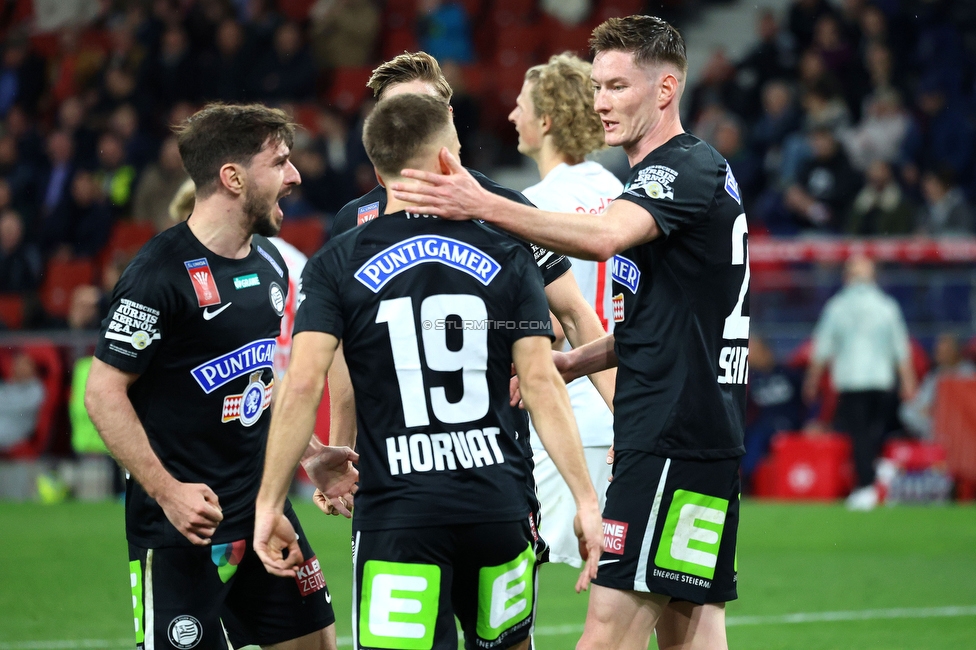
[
  {"x1": 190, "y1": 338, "x2": 276, "y2": 393},
  {"x1": 355, "y1": 235, "x2": 501, "y2": 293},
  {"x1": 233, "y1": 273, "x2": 260, "y2": 289}
]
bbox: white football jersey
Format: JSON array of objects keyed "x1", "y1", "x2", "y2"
[
  {"x1": 269, "y1": 236, "x2": 308, "y2": 376},
  {"x1": 524, "y1": 162, "x2": 623, "y2": 448}
]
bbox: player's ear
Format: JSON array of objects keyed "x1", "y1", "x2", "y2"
[
  {"x1": 659, "y1": 71, "x2": 680, "y2": 108},
  {"x1": 219, "y1": 163, "x2": 245, "y2": 196},
  {"x1": 540, "y1": 114, "x2": 552, "y2": 135}
]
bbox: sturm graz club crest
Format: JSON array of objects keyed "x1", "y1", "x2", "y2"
[
  {"x1": 269, "y1": 282, "x2": 285, "y2": 316},
  {"x1": 167, "y1": 615, "x2": 202, "y2": 649}
]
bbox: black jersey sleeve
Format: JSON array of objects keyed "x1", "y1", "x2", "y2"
[
  {"x1": 617, "y1": 154, "x2": 717, "y2": 237},
  {"x1": 508, "y1": 247, "x2": 555, "y2": 343},
  {"x1": 94, "y1": 255, "x2": 176, "y2": 375},
  {"x1": 293, "y1": 243, "x2": 346, "y2": 339}
]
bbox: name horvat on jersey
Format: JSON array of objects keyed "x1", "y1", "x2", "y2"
[
  {"x1": 626, "y1": 165, "x2": 678, "y2": 201},
  {"x1": 191, "y1": 338, "x2": 276, "y2": 394},
  {"x1": 386, "y1": 428, "x2": 505, "y2": 475},
  {"x1": 355, "y1": 235, "x2": 501, "y2": 293},
  {"x1": 611, "y1": 255, "x2": 641, "y2": 294}
]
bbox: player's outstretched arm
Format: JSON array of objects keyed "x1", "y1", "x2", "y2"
[
  {"x1": 513, "y1": 336, "x2": 604, "y2": 593},
  {"x1": 391, "y1": 148, "x2": 661, "y2": 260},
  {"x1": 545, "y1": 271, "x2": 617, "y2": 412},
  {"x1": 85, "y1": 359, "x2": 223, "y2": 546},
  {"x1": 326, "y1": 342, "x2": 357, "y2": 449},
  {"x1": 255, "y1": 331, "x2": 359, "y2": 576}
]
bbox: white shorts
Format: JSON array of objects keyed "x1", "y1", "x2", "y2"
[{"x1": 532, "y1": 445, "x2": 611, "y2": 567}]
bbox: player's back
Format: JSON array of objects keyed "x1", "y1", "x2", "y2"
[{"x1": 297, "y1": 212, "x2": 553, "y2": 531}]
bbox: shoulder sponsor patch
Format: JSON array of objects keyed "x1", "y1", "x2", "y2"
[
  {"x1": 256, "y1": 245, "x2": 284, "y2": 278},
  {"x1": 233, "y1": 273, "x2": 260, "y2": 290},
  {"x1": 725, "y1": 162, "x2": 741, "y2": 204},
  {"x1": 105, "y1": 298, "x2": 161, "y2": 350},
  {"x1": 355, "y1": 235, "x2": 501, "y2": 293},
  {"x1": 626, "y1": 164, "x2": 678, "y2": 201},
  {"x1": 184, "y1": 259, "x2": 221, "y2": 307},
  {"x1": 357, "y1": 201, "x2": 380, "y2": 225},
  {"x1": 191, "y1": 338, "x2": 276, "y2": 394},
  {"x1": 611, "y1": 255, "x2": 641, "y2": 294}
]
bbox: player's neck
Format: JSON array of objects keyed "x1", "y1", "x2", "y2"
[
  {"x1": 625, "y1": 110, "x2": 684, "y2": 168},
  {"x1": 186, "y1": 199, "x2": 254, "y2": 260},
  {"x1": 535, "y1": 142, "x2": 576, "y2": 181}
]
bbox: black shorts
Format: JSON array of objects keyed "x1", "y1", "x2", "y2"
[
  {"x1": 128, "y1": 508, "x2": 334, "y2": 650},
  {"x1": 592, "y1": 450, "x2": 740, "y2": 605},
  {"x1": 352, "y1": 517, "x2": 543, "y2": 650}
]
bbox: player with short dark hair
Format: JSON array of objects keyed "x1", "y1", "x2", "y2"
[
  {"x1": 391, "y1": 15, "x2": 748, "y2": 650},
  {"x1": 254, "y1": 93, "x2": 604, "y2": 650},
  {"x1": 85, "y1": 103, "x2": 357, "y2": 650}
]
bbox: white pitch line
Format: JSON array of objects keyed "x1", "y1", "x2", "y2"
[{"x1": 4, "y1": 606, "x2": 975, "y2": 649}]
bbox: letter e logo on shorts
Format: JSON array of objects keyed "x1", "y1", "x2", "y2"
[
  {"x1": 476, "y1": 544, "x2": 535, "y2": 641},
  {"x1": 602, "y1": 519, "x2": 628, "y2": 555},
  {"x1": 167, "y1": 615, "x2": 201, "y2": 649},
  {"x1": 360, "y1": 561, "x2": 440, "y2": 650},
  {"x1": 654, "y1": 490, "x2": 729, "y2": 580}
]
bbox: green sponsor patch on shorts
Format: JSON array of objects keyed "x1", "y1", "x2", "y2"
[
  {"x1": 476, "y1": 544, "x2": 535, "y2": 641},
  {"x1": 129, "y1": 560, "x2": 144, "y2": 644},
  {"x1": 233, "y1": 273, "x2": 260, "y2": 290},
  {"x1": 654, "y1": 489, "x2": 729, "y2": 580},
  {"x1": 360, "y1": 560, "x2": 440, "y2": 650}
]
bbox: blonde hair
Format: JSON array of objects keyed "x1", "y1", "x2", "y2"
[
  {"x1": 367, "y1": 52, "x2": 453, "y2": 101},
  {"x1": 169, "y1": 178, "x2": 195, "y2": 222},
  {"x1": 525, "y1": 54, "x2": 606, "y2": 162}
]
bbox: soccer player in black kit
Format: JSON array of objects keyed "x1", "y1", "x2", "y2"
[
  {"x1": 85, "y1": 104, "x2": 357, "y2": 650},
  {"x1": 391, "y1": 16, "x2": 748, "y2": 650},
  {"x1": 253, "y1": 94, "x2": 604, "y2": 650}
]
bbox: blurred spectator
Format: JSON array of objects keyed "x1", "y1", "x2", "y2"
[
  {"x1": 185, "y1": 0, "x2": 235, "y2": 54},
  {"x1": 811, "y1": 14, "x2": 853, "y2": 77},
  {"x1": 900, "y1": 77, "x2": 975, "y2": 189},
  {"x1": 846, "y1": 160, "x2": 914, "y2": 235},
  {"x1": 0, "y1": 31, "x2": 46, "y2": 117},
  {"x1": 62, "y1": 170, "x2": 114, "y2": 258},
  {"x1": 801, "y1": 79, "x2": 851, "y2": 133},
  {"x1": 743, "y1": 336, "x2": 806, "y2": 486},
  {"x1": 803, "y1": 255, "x2": 916, "y2": 511},
  {"x1": 900, "y1": 333, "x2": 976, "y2": 439},
  {"x1": 93, "y1": 132, "x2": 137, "y2": 218},
  {"x1": 0, "y1": 351, "x2": 45, "y2": 451},
  {"x1": 309, "y1": 0, "x2": 380, "y2": 68},
  {"x1": 715, "y1": 116, "x2": 762, "y2": 208},
  {"x1": 916, "y1": 167, "x2": 974, "y2": 236},
  {"x1": 57, "y1": 96, "x2": 98, "y2": 170},
  {"x1": 243, "y1": 0, "x2": 284, "y2": 55},
  {"x1": 249, "y1": 21, "x2": 315, "y2": 102},
  {"x1": 843, "y1": 89, "x2": 909, "y2": 171},
  {"x1": 67, "y1": 284, "x2": 103, "y2": 331},
  {"x1": 104, "y1": 22, "x2": 147, "y2": 80},
  {"x1": 417, "y1": 0, "x2": 474, "y2": 64},
  {"x1": 0, "y1": 134, "x2": 36, "y2": 212},
  {"x1": 784, "y1": 127, "x2": 860, "y2": 231},
  {"x1": 441, "y1": 61, "x2": 483, "y2": 168},
  {"x1": 47, "y1": 28, "x2": 105, "y2": 106},
  {"x1": 38, "y1": 130, "x2": 77, "y2": 252},
  {"x1": 688, "y1": 49, "x2": 744, "y2": 128},
  {"x1": 541, "y1": 0, "x2": 591, "y2": 26},
  {"x1": 147, "y1": 25, "x2": 197, "y2": 111},
  {"x1": 108, "y1": 104, "x2": 155, "y2": 172},
  {"x1": 736, "y1": 9, "x2": 796, "y2": 121},
  {"x1": 750, "y1": 81, "x2": 802, "y2": 175},
  {"x1": 6, "y1": 105, "x2": 44, "y2": 167},
  {"x1": 132, "y1": 136, "x2": 188, "y2": 232},
  {"x1": 91, "y1": 68, "x2": 142, "y2": 127},
  {"x1": 787, "y1": 0, "x2": 837, "y2": 52},
  {"x1": 0, "y1": 209, "x2": 42, "y2": 291},
  {"x1": 198, "y1": 19, "x2": 250, "y2": 102}
]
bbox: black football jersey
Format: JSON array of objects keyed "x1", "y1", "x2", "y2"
[
  {"x1": 295, "y1": 211, "x2": 553, "y2": 530},
  {"x1": 610, "y1": 133, "x2": 749, "y2": 459},
  {"x1": 94, "y1": 221, "x2": 290, "y2": 547},
  {"x1": 332, "y1": 169, "x2": 572, "y2": 286}
]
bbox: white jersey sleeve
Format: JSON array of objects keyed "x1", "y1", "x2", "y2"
[{"x1": 268, "y1": 236, "x2": 308, "y2": 376}]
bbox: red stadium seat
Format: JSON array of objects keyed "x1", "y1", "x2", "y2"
[
  {"x1": 327, "y1": 66, "x2": 374, "y2": 114},
  {"x1": 104, "y1": 221, "x2": 156, "y2": 258},
  {"x1": 0, "y1": 341, "x2": 64, "y2": 460},
  {"x1": 0, "y1": 294, "x2": 25, "y2": 330},
  {"x1": 293, "y1": 103, "x2": 321, "y2": 136},
  {"x1": 278, "y1": 217, "x2": 326, "y2": 258},
  {"x1": 278, "y1": 0, "x2": 316, "y2": 22},
  {"x1": 40, "y1": 258, "x2": 95, "y2": 320}
]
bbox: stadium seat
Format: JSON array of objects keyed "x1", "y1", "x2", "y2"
[
  {"x1": 327, "y1": 66, "x2": 374, "y2": 114},
  {"x1": 292, "y1": 103, "x2": 321, "y2": 136},
  {"x1": 278, "y1": 0, "x2": 316, "y2": 22},
  {"x1": 0, "y1": 294, "x2": 25, "y2": 330},
  {"x1": 103, "y1": 221, "x2": 156, "y2": 260},
  {"x1": 760, "y1": 431, "x2": 855, "y2": 500},
  {"x1": 40, "y1": 258, "x2": 95, "y2": 320},
  {"x1": 0, "y1": 341, "x2": 64, "y2": 460},
  {"x1": 278, "y1": 217, "x2": 326, "y2": 258}
]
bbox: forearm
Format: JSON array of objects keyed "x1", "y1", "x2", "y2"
[
  {"x1": 522, "y1": 373, "x2": 598, "y2": 509},
  {"x1": 327, "y1": 344, "x2": 357, "y2": 448},
  {"x1": 566, "y1": 334, "x2": 618, "y2": 382},
  {"x1": 259, "y1": 371, "x2": 326, "y2": 511},
  {"x1": 85, "y1": 386, "x2": 173, "y2": 500}
]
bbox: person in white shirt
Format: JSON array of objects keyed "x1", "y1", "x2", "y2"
[{"x1": 509, "y1": 53, "x2": 623, "y2": 566}]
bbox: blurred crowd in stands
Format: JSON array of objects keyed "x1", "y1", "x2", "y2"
[{"x1": 689, "y1": 0, "x2": 976, "y2": 236}]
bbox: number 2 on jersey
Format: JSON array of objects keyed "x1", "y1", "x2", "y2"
[
  {"x1": 376, "y1": 295, "x2": 490, "y2": 427},
  {"x1": 718, "y1": 214, "x2": 750, "y2": 385}
]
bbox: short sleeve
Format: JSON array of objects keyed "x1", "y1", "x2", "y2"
[
  {"x1": 293, "y1": 246, "x2": 345, "y2": 339},
  {"x1": 811, "y1": 298, "x2": 840, "y2": 363},
  {"x1": 509, "y1": 249, "x2": 554, "y2": 342},
  {"x1": 94, "y1": 259, "x2": 174, "y2": 375},
  {"x1": 617, "y1": 157, "x2": 716, "y2": 237}
]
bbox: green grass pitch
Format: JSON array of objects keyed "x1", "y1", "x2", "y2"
[{"x1": 1, "y1": 500, "x2": 975, "y2": 649}]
